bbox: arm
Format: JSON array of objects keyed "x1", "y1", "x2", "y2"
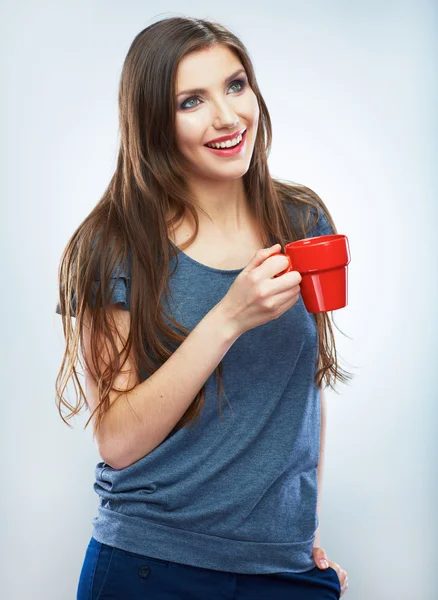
[
  {"x1": 313, "y1": 387, "x2": 327, "y2": 548},
  {"x1": 86, "y1": 302, "x2": 240, "y2": 470}
]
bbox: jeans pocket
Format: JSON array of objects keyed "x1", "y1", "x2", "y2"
[
  {"x1": 122, "y1": 549, "x2": 172, "y2": 568},
  {"x1": 93, "y1": 540, "x2": 115, "y2": 600},
  {"x1": 76, "y1": 537, "x2": 114, "y2": 600}
]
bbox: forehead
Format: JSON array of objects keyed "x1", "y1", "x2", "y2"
[{"x1": 175, "y1": 45, "x2": 243, "y2": 90}]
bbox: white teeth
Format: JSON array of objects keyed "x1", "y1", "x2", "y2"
[{"x1": 206, "y1": 132, "x2": 244, "y2": 149}]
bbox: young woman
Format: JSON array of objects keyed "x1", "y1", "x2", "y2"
[{"x1": 56, "y1": 16, "x2": 352, "y2": 599}]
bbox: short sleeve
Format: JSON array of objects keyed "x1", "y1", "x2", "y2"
[
  {"x1": 55, "y1": 252, "x2": 131, "y2": 318},
  {"x1": 306, "y1": 204, "x2": 336, "y2": 239}
]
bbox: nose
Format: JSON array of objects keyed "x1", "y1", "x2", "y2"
[{"x1": 212, "y1": 99, "x2": 239, "y2": 130}]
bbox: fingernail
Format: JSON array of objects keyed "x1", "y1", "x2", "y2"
[{"x1": 320, "y1": 560, "x2": 329, "y2": 568}]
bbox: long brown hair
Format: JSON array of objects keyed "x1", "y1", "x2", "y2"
[{"x1": 55, "y1": 16, "x2": 354, "y2": 439}]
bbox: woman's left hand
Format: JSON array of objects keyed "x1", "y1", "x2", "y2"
[{"x1": 312, "y1": 546, "x2": 349, "y2": 597}]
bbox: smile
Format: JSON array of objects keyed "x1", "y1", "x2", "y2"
[
  {"x1": 205, "y1": 129, "x2": 245, "y2": 149},
  {"x1": 204, "y1": 129, "x2": 248, "y2": 156}
]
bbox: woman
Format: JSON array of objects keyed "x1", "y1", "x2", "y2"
[{"x1": 56, "y1": 16, "x2": 352, "y2": 599}]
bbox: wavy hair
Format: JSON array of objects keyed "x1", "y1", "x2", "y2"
[{"x1": 55, "y1": 16, "x2": 354, "y2": 438}]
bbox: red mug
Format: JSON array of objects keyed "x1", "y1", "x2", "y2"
[{"x1": 273, "y1": 234, "x2": 351, "y2": 313}]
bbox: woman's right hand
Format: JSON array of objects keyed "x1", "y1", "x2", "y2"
[{"x1": 219, "y1": 244, "x2": 302, "y2": 337}]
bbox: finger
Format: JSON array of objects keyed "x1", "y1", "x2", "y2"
[
  {"x1": 341, "y1": 575, "x2": 349, "y2": 596},
  {"x1": 243, "y1": 245, "x2": 282, "y2": 273},
  {"x1": 314, "y1": 549, "x2": 329, "y2": 569},
  {"x1": 258, "y1": 253, "x2": 291, "y2": 279}
]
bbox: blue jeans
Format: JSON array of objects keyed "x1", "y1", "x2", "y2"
[{"x1": 77, "y1": 536, "x2": 341, "y2": 599}]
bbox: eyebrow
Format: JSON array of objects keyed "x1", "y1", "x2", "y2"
[{"x1": 176, "y1": 68, "x2": 246, "y2": 98}]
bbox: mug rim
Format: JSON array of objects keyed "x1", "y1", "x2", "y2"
[{"x1": 285, "y1": 233, "x2": 345, "y2": 250}]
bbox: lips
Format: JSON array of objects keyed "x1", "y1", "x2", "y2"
[
  {"x1": 204, "y1": 129, "x2": 247, "y2": 156},
  {"x1": 204, "y1": 127, "x2": 247, "y2": 146}
]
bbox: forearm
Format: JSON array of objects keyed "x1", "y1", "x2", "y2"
[
  {"x1": 314, "y1": 388, "x2": 327, "y2": 547},
  {"x1": 102, "y1": 301, "x2": 240, "y2": 470}
]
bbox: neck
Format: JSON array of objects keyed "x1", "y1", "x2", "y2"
[{"x1": 185, "y1": 176, "x2": 252, "y2": 235}]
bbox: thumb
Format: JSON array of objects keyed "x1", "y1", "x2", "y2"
[
  {"x1": 244, "y1": 244, "x2": 281, "y2": 273},
  {"x1": 313, "y1": 547, "x2": 329, "y2": 569}
]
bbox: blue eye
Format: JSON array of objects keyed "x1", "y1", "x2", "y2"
[{"x1": 180, "y1": 79, "x2": 247, "y2": 111}]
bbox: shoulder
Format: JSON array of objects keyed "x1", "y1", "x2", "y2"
[
  {"x1": 282, "y1": 197, "x2": 336, "y2": 239},
  {"x1": 275, "y1": 180, "x2": 336, "y2": 239},
  {"x1": 305, "y1": 203, "x2": 336, "y2": 238},
  {"x1": 91, "y1": 240, "x2": 133, "y2": 313},
  {"x1": 56, "y1": 236, "x2": 133, "y2": 317}
]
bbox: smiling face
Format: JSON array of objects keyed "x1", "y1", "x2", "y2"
[{"x1": 174, "y1": 44, "x2": 260, "y2": 181}]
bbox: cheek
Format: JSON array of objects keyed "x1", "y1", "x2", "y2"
[
  {"x1": 175, "y1": 115, "x2": 208, "y2": 149},
  {"x1": 175, "y1": 124, "x2": 195, "y2": 147},
  {"x1": 246, "y1": 93, "x2": 260, "y2": 124}
]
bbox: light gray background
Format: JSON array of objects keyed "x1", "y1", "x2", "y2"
[{"x1": 2, "y1": 1, "x2": 436, "y2": 598}]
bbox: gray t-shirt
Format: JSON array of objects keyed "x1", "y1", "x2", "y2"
[{"x1": 56, "y1": 202, "x2": 335, "y2": 574}]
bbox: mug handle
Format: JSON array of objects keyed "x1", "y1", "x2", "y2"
[{"x1": 272, "y1": 250, "x2": 294, "y2": 278}]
